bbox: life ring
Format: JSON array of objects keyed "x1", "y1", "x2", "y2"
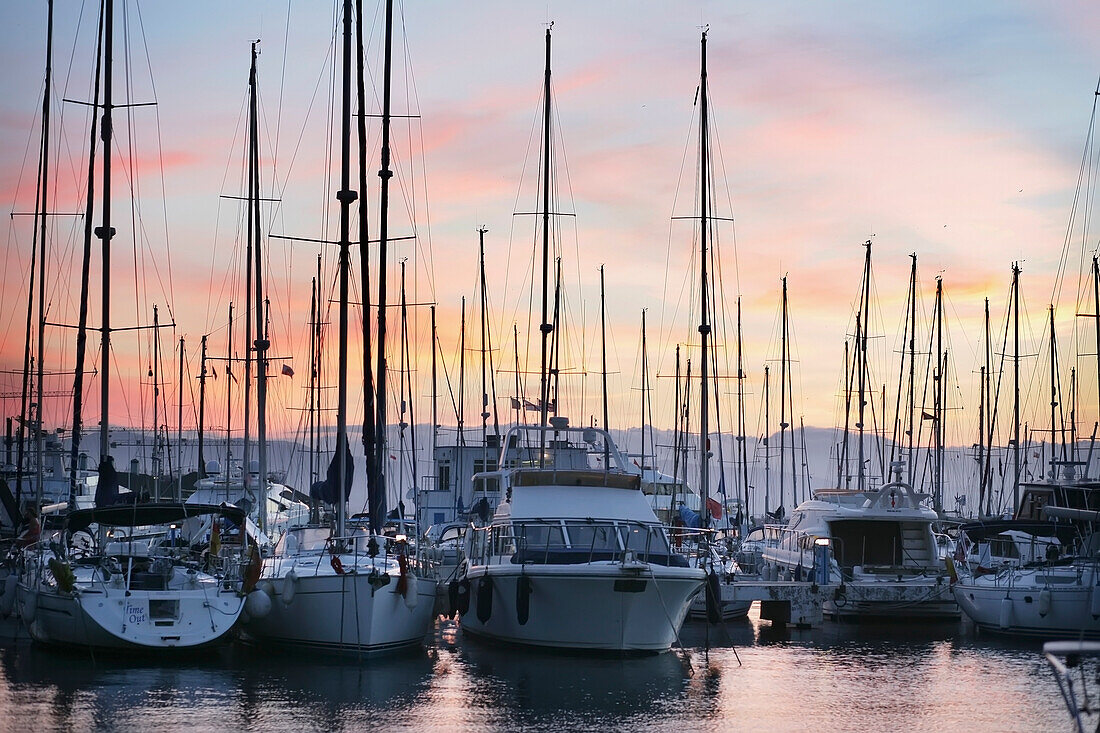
[{"x1": 330, "y1": 554, "x2": 346, "y2": 576}]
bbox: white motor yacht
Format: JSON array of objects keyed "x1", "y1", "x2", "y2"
[
  {"x1": 454, "y1": 420, "x2": 704, "y2": 653},
  {"x1": 761, "y1": 479, "x2": 957, "y2": 619}
]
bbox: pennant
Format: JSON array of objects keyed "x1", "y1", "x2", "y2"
[
  {"x1": 281, "y1": 364, "x2": 295, "y2": 377},
  {"x1": 706, "y1": 496, "x2": 723, "y2": 520},
  {"x1": 510, "y1": 396, "x2": 521, "y2": 410}
]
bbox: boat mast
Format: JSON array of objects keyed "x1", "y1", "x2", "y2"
[
  {"x1": 249, "y1": 41, "x2": 269, "y2": 533},
  {"x1": 1012, "y1": 263, "x2": 1021, "y2": 507},
  {"x1": 371, "y1": 0, "x2": 395, "y2": 532},
  {"x1": 152, "y1": 305, "x2": 160, "y2": 496},
  {"x1": 698, "y1": 30, "x2": 712, "y2": 526},
  {"x1": 600, "y1": 265, "x2": 609, "y2": 466},
  {"x1": 225, "y1": 303, "x2": 233, "y2": 472},
  {"x1": 736, "y1": 297, "x2": 749, "y2": 522},
  {"x1": 177, "y1": 337, "x2": 184, "y2": 500},
  {"x1": 838, "y1": 337, "x2": 850, "y2": 488},
  {"x1": 355, "y1": 0, "x2": 378, "y2": 517},
  {"x1": 479, "y1": 227, "x2": 489, "y2": 486},
  {"x1": 537, "y1": 26, "x2": 554, "y2": 459},
  {"x1": 335, "y1": 0, "x2": 356, "y2": 537},
  {"x1": 31, "y1": 0, "x2": 54, "y2": 509},
  {"x1": 857, "y1": 241, "x2": 871, "y2": 492},
  {"x1": 907, "y1": 254, "x2": 917, "y2": 482},
  {"x1": 1091, "y1": 255, "x2": 1100, "y2": 480},
  {"x1": 430, "y1": 304, "x2": 437, "y2": 479},
  {"x1": 69, "y1": 0, "x2": 102, "y2": 508},
  {"x1": 640, "y1": 309, "x2": 647, "y2": 471},
  {"x1": 197, "y1": 334, "x2": 207, "y2": 476},
  {"x1": 1049, "y1": 305, "x2": 1059, "y2": 471},
  {"x1": 763, "y1": 364, "x2": 770, "y2": 515},
  {"x1": 933, "y1": 276, "x2": 944, "y2": 512},
  {"x1": 779, "y1": 277, "x2": 788, "y2": 511},
  {"x1": 97, "y1": 0, "x2": 116, "y2": 471}
]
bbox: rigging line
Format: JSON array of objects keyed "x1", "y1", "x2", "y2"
[{"x1": 132, "y1": 1, "x2": 175, "y2": 324}]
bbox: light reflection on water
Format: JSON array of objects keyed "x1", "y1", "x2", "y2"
[{"x1": 0, "y1": 610, "x2": 1072, "y2": 732}]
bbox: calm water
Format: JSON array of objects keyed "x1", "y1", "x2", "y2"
[{"x1": 0, "y1": 608, "x2": 1079, "y2": 732}]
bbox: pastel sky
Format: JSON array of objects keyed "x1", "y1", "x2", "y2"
[{"x1": 2, "y1": 0, "x2": 1100, "y2": 459}]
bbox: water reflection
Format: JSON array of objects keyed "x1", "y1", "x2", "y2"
[{"x1": 0, "y1": 613, "x2": 1076, "y2": 732}]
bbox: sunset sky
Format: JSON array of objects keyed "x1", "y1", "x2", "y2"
[{"x1": 3, "y1": 0, "x2": 1100, "y2": 464}]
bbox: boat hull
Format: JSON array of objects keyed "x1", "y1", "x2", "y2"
[
  {"x1": 20, "y1": 581, "x2": 243, "y2": 651},
  {"x1": 459, "y1": 563, "x2": 704, "y2": 653},
  {"x1": 245, "y1": 566, "x2": 436, "y2": 655},
  {"x1": 954, "y1": 567, "x2": 1100, "y2": 638}
]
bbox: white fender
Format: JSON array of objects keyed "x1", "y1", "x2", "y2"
[
  {"x1": 1038, "y1": 588, "x2": 1052, "y2": 617},
  {"x1": 245, "y1": 589, "x2": 272, "y2": 619},
  {"x1": 404, "y1": 573, "x2": 419, "y2": 610},
  {"x1": 998, "y1": 597, "x2": 1013, "y2": 629},
  {"x1": 0, "y1": 574, "x2": 17, "y2": 618},
  {"x1": 281, "y1": 569, "x2": 298, "y2": 605},
  {"x1": 258, "y1": 580, "x2": 275, "y2": 599},
  {"x1": 22, "y1": 587, "x2": 37, "y2": 624}
]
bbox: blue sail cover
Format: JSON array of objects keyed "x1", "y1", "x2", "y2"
[
  {"x1": 94, "y1": 457, "x2": 120, "y2": 508},
  {"x1": 678, "y1": 504, "x2": 701, "y2": 529}
]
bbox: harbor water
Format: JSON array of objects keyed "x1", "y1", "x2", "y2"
[{"x1": 0, "y1": 607, "x2": 1072, "y2": 732}]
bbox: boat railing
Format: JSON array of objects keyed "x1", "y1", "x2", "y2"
[
  {"x1": 309, "y1": 531, "x2": 436, "y2": 580},
  {"x1": 471, "y1": 518, "x2": 691, "y2": 568}
]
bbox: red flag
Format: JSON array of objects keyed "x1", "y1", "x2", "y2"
[
  {"x1": 706, "y1": 496, "x2": 723, "y2": 520},
  {"x1": 281, "y1": 364, "x2": 295, "y2": 377}
]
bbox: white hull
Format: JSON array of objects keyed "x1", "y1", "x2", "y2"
[
  {"x1": 19, "y1": 578, "x2": 243, "y2": 650},
  {"x1": 459, "y1": 564, "x2": 703, "y2": 653},
  {"x1": 247, "y1": 559, "x2": 435, "y2": 654},
  {"x1": 954, "y1": 565, "x2": 1100, "y2": 638}
]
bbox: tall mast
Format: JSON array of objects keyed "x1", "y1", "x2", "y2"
[
  {"x1": 538, "y1": 26, "x2": 554, "y2": 459},
  {"x1": 857, "y1": 240, "x2": 871, "y2": 491},
  {"x1": 371, "y1": 0, "x2": 395, "y2": 533},
  {"x1": 430, "y1": 304, "x2": 437, "y2": 476},
  {"x1": 177, "y1": 337, "x2": 184, "y2": 500},
  {"x1": 907, "y1": 253, "x2": 917, "y2": 482},
  {"x1": 736, "y1": 297, "x2": 749, "y2": 521},
  {"x1": 458, "y1": 297, "x2": 466, "y2": 448},
  {"x1": 335, "y1": 0, "x2": 356, "y2": 537},
  {"x1": 225, "y1": 303, "x2": 233, "y2": 471},
  {"x1": 1092, "y1": 255, "x2": 1100, "y2": 480},
  {"x1": 641, "y1": 309, "x2": 649, "y2": 470},
  {"x1": 1012, "y1": 263, "x2": 1021, "y2": 508},
  {"x1": 32, "y1": 0, "x2": 54, "y2": 508},
  {"x1": 97, "y1": 0, "x2": 116, "y2": 466},
  {"x1": 933, "y1": 276, "x2": 944, "y2": 512},
  {"x1": 249, "y1": 41, "x2": 269, "y2": 533},
  {"x1": 839, "y1": 336, "x2": 851, "y2": 488},
  {"x1": 763, "y1": 364, "x2": 770, "y2": 514},
  {"x1": 600, "y1": 265, "x2": 609, "y2": 465},
  {"x1": 355, "y1": 0, "x2": 377, "y2": 512},
  {"x1": 198, "y1": 334, "x2": 208, "y2": 476},
  {"x1": 779, "y1": 277, "x2": 788, "y2": 511},
  {"x1": 152, "y1": 304, "x2": 161, "y2": 493},
  {"x1": 1049, "y1": 305, "x2": 1058, "y2": 471},
  {"x1": 979, "y1": 298, "x2": 990, "y2": 513},
  {"x1": 69, "y1": 0, "x2": 102, "y2": 507},
  {"x1": 479, "y1": 227, "x2": 490, "y2": 480},
  {"x1": 698, "y1": 30, "x2": 712, "y2": 526}
]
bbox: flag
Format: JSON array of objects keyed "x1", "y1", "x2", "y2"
[
  {"x1": 523, "y1": 399, "x2": 539, "y2": 410},
  {"x1": 510, "y1": 396, "x2": 521, "y2": 410},
  {"x1": 706, "y1": 496, "x2": 723, "y2": 520},
  {"x1": 281, "y1": 364, "x2": 295, "y2": 377},
  {"x1": 921, "y1": 411, "x2": 937, "y2": 421}
]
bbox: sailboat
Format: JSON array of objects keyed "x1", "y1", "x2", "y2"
[
  {"x1": 186, "y1": 43, "x2": 309, "y2": 549},
  {"x1": 17, "y1": 0, "x2": 249, "y2": 652},
  {"x1": 241, "y1": 0, "x2": 435, "y2": 654}
]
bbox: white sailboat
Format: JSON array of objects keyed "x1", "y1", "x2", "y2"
[
  {"x1": 19, "y1": 502, "x2": 248, "y2": 650},
  {"x1": 241, "y1": 0, "x2": 435, "y2": 654}
]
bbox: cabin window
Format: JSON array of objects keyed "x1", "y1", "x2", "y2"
[
  {"x1": 565, "y1": 522, "x2": 620, "y2": 551},
  {"x1": 436, "y1": 463, "x2": 451, "y2": 493},
  {"x1": 515, "y1": 522, "x2": 565, "y2": 551},
  {"x1": 618, "y1": 524, "x2": 667, "y2": 553},
  {"x1": 830, "y1": 520, "x2": 904, "y2": 568}
]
